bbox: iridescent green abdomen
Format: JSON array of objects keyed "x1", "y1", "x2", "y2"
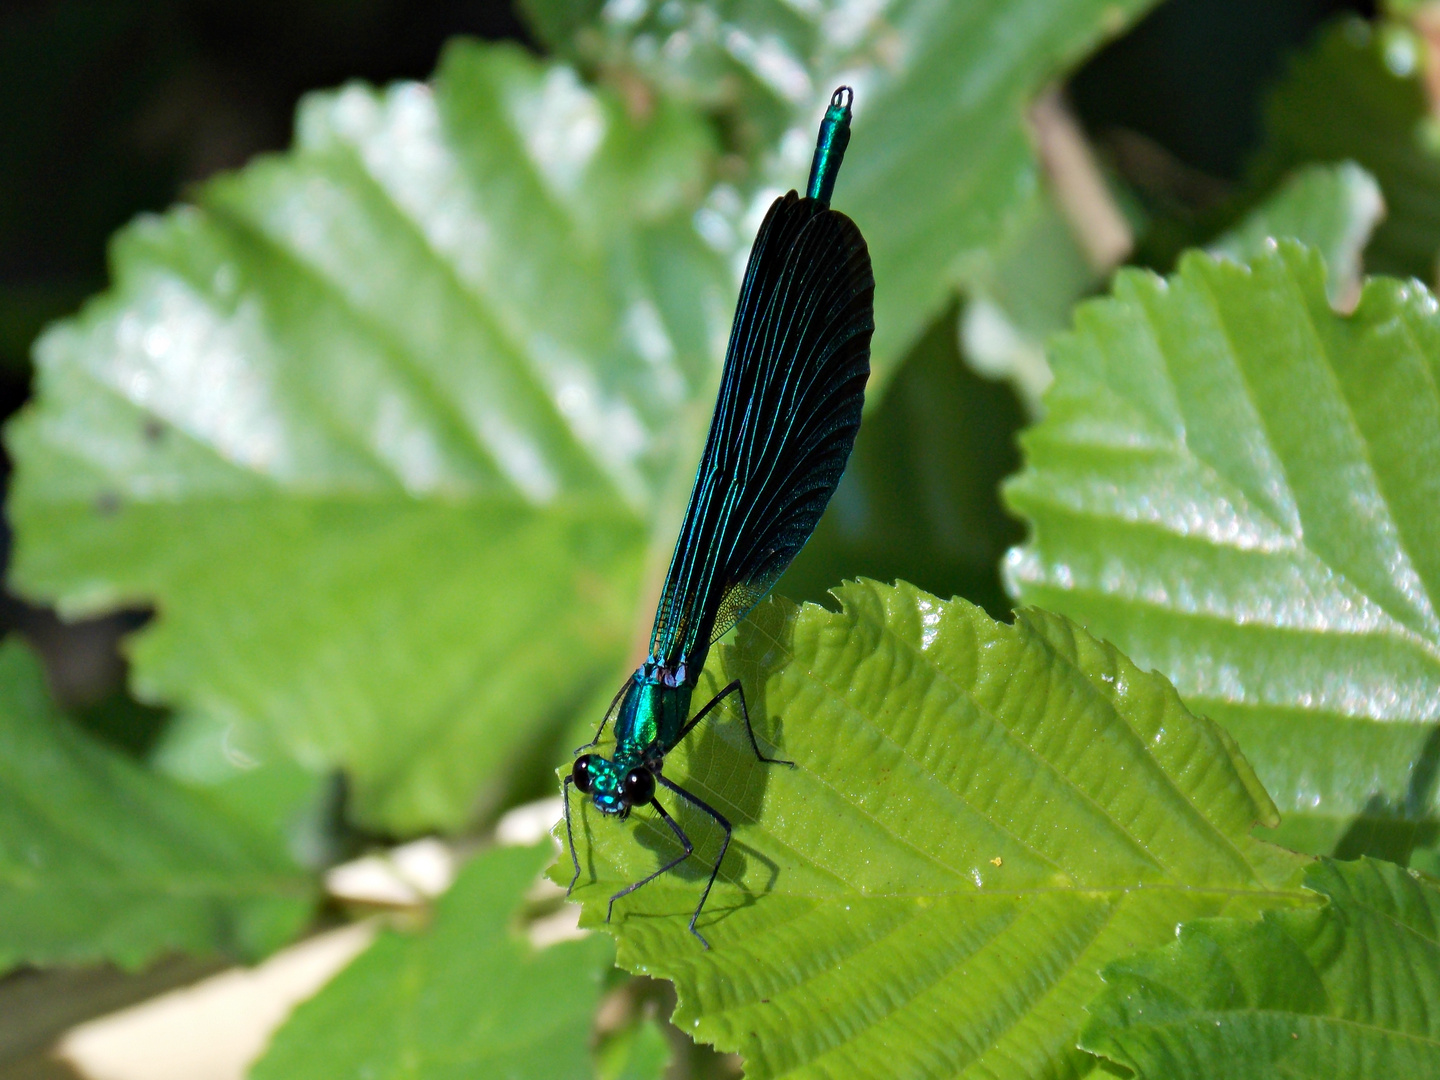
[{"x1": 805, "y1": 86, "x2": 853, "y2": 208}]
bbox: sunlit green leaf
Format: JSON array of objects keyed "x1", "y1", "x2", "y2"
[
  {"x1": 1005, "y1": 242, "x2": 1440, "y2": 863},
  {"x1": 1209, "y1": 161, "x2": 1384, "y2": 305},
  {"x1": 0, "y1": 640, "x2": 313, "y2": 974},
  {"x1": 251, "y1": 842, "x2": 613, "y2": 1080},
  {"x1": 6, "y1": 41, "x2": 729, "y2": 833},
  {"x1": 523, "y1": 0, "x2": 1160, "y2": 387},
  {"x1": 560, "y1": 580, "x2": 1310, "y2": 1080},
  {"x1": 1255, "y1": 16, "x2": 1440, "y2": 283},
  {"x1": 1081, "y1": 857, "x2": 1440, "y2": 1080}
]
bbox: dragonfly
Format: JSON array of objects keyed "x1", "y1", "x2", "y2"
[{"x1": 565, "y1": 86, "x2": 873, "y2": 948}]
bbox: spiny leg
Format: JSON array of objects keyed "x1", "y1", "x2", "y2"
[
  {"x1": 676, "y1": 678, "x2": 795, "y2": 767},
  {"x1": 605, "y1": 799, "x2": 694, "y2": 926},
  {"x1": 655, "y1": 774, "x2": 732, "y2": 948},
  {"x1": 573, "y1": 680, "x2": 630, "y2": 754}
]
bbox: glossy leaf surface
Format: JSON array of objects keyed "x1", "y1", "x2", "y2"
[
  {"x1": 0, "y1": 640, "x2": 312, "y2": 974},
  {"x1": 523, "y1": 0, "x2": 1160, "y2": 388},
  {"x1": 252, "y1": 842, "x2": 614, "y2": 1080},
  {"x1": 560, "y1": 580, "x2": 1310, "y2": 1080},
  {"x1": 1082, "y1": 857, "x2": 1440, "y2": 1079},
  {"x1": 1005, "y1": 243, "x2": 1440, "y2": 862},
  {"x1": 6, "y1": 42, "x2": 729, "y2": 832}
]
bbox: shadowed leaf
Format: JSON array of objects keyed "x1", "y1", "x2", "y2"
[{"x1": 0, "y1": 640, "x2": 313, "y2": 975}]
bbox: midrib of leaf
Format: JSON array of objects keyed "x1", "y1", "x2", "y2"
[
  {"x1": 1165, "y1": 260, "x2": 1440, "y2": 646},
  {"x1": 1232, "y1": 266, "x2": 1440, "y2": 642},
  {"x1": 1028, "y1": 268, "x2": 1439, "y2": 650},
  {"x1": 211, "y1": 156, "x2": 622, "y2": 503},
  {"x1": 740, "y1": 614, "x2": 1270, "y2": 892},
  {"x1": 1174, "y1": 273, "x2": 1306, "y2": 535},
  {"x1": 8, "y1": 41, "x2": 726, "y2": 831},
  {"x1": 325, "y1": 146, "x2": 634, "y2": 500},
  {"x1": 564, "y1": 582, "x2": 1311, "y2": 1080},
  {"x1": 1006, "y1": 243, "x2": 1440, "y2": 863},
  {"x1": 205, "y1": 197, "x2": 505, "y2": 491}
]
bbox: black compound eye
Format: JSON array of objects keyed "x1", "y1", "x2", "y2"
[
  {"x1": 572, "y1": 755, "x2": 596, "y2": 794},
  {"x1": 622, "y1": 767, "x2": 655, "y2": 805}
]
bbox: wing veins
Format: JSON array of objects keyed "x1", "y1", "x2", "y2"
[{"x1": 647, "y1": 193, "x2": 873, "y2": 669}]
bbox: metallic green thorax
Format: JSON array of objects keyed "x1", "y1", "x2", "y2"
[
  {"x1": 614, "y1": 667, "x2": 694, "y2": 763},
  {"x1": 805, "y1": 86, "x2": 853, "y2": 207},
  {"x1": 582, "y1": 669, "x2": 693, "y2": 817}
]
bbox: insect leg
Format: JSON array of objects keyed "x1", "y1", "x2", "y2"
[
  {"x1": 573, "y1": 680, "x2": 631, "y2": 754},
  {"x1": 605, "y1": 799, "x2": 694, "y2": 926},
  {"x1": 654, "y1": 774, "x2": 732, "y2": 949},
  {"x1": 675, "y1": 679, "x2": 794, "y2": 767},
  {"x1": 563, "y1": 775, "x2": 582, "y2": 896}
]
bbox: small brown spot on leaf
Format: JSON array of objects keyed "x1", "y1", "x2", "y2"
[{"x1": 94, "y1": 491, "x2": 121, "y2": 516}]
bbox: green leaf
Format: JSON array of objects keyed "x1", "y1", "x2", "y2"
[
  {"x1": 959, "y1": 181, "x2": 1105, "y2": 412},
  {"x1": 524, "y1": 0, "x2": 1161, "y2": 387},
  {"x1": 560, "y1": 580, "x2": 1311, "y2": 1080},
  {"x1": 251, "y1": 842, "x2": 614, "y2": 1080},
  {"x1": 1209, "y1": 161, "x2": 1384, "y2": 305},
  {"x1": 6, "y1": 41, "x2": 730, "y2": 833},
  {"x1": 597, "y1": 1014, "x2": 673, "y2": 1080},
  {"x1": 1254, "y1": 16, "x2": 1440, "y2": 283},
  {"x1": 0, "y1": 639, "x2": 313, "y2": 974},
  {"x1": 1080, "y1": 857, "x2": 1440, "y2": 1079},
  {"x1": 149, "y1": 707, "x2": 342, "y2": 871},
  {"x1": 1004, "y1": 242, "x2": 1440, "y2": 862}
]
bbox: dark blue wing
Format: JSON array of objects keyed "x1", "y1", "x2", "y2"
[{"x1": 648, "y1": 191, "x2": 873, "y2": 672}]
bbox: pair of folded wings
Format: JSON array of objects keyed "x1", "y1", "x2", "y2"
[{"x1": 647, "y1": 190, "x2": 875, "y2": 669}]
